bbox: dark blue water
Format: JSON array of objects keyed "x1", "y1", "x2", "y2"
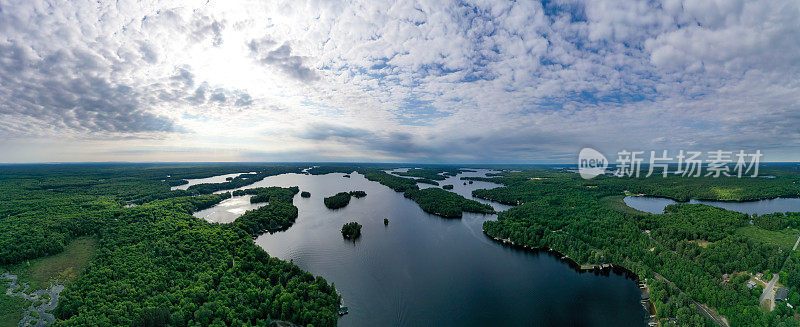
[
  {"x1": 624, "y1": 196, "x2": 800, "y2": 215},
  {"x1": 196, "y1": 171, "x2": 646, "y2": 326}
]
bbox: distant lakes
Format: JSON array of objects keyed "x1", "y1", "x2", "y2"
[{"x1": 624, "y1": 196, "x2": 800, "y2": 215}]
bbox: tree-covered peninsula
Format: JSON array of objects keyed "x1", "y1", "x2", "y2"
[{"x1": 0, "y1": 164, "x2": 340, "y2": 326}]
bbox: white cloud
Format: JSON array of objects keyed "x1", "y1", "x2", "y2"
[{"x1": 0, "y1": 0, "x2": 798, "y2": 162}]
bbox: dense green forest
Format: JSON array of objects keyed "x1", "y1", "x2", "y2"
[
  {"x1": 0, "y1": 164, "x2": 338, "y2": 326},
  {"x1": 323, "y1": 192, "x2": 352, "y2": 209},
  {"x1": 6, "y1": 163, "x2": 800, "y2": 326},
  {"x1": 323, "y1": 191, "x2": 365, "y2": 209},
  {"x1": 233, "y1": 187, "x2": 300, "y2": 235},
  {"x1": 394, "y1": 167, "x2": 462, "y2": 180},
  {"x1": 404, "y1": 188, "x2": 495, "y2": 218},
  {"x1": 360, "y1": 170, "x2": 419, "y2": 192},
  {"x1": 476, "y1": 166, "x2": 800, "y2": 326},
  {"x1": 232, "y1": 186, "x2": 299, "y2": 204},
  {"x1": 341, "y1": 222, "x2": 362, "y2": 240},
  {"x1": 415, "y1": 178, "x2": 440, "y2": 186}
]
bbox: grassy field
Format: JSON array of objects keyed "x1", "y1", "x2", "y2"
[
  {"x1": 0, "y1": 280, "x2": 29, "y2": 327},
  {"x1": 2, "y1": 236, "x2": 98, "y2": 289},
  {"x1": 600, "y1": 195, "x2": 650, "y2": 216},
  {"x1": 0, "y1": 236, "x2": 98, "y2": 326},
  {"x1": 736, "y1": 226, "x2": 799, "y2": 251}
]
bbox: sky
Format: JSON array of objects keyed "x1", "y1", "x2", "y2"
[{"x1": 0, "y1": 0, "x2": 799, "y2": 163}]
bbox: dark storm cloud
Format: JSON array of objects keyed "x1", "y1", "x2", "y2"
[{"x1": 0, "y1": 42, "x2": 175, "y2": 134}]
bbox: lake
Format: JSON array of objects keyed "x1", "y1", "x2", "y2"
[
  {"x1": 624, "y1": 196, "x2": 800, "y2": 215},
  {"x1": 194, "y1": 170, "x2": 647, "y2": 326},
  {"x1": 170, "y1": 172, "x2": 250, "y2": 190}
]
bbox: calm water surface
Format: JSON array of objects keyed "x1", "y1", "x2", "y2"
[
  {"x1": 624, "y1": 196, "x2": 800, "y2": 215},
  {"x1": 193, "y1": 195, "x2": 265, "y2": 223},
  {"x1": 193, "y1": 170, "x2": 647, "y2": 326},
  {"x1": 171, "y1": 172, "x2": 248, "y2": 190}
]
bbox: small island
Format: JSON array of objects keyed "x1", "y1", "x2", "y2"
[
  {"x1": 324, "y1": 191, "x2": 367, "y2": 209},
  {"x1": 341, "y1": 222, "x2": 362, "y2": 239},
  {"x1": 324, "y1": 192, "x2": 352, "y2": 209},
  {"x1": 442, "y1": 184, "x2": 454, "y2": 190},
  {"x1": 350, "y1": 190, "x2": 367, "y2": 198},
  {"x1": 301, "y1": 191, "x2": 311, "y2": 198},
  {"x1": 384, "y1": 218, "x2": 389, "y2": 225}
]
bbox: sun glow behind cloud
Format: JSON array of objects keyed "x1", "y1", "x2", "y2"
[{"x1": 0, "y1": 0, "x2": 799, "y2": 163}]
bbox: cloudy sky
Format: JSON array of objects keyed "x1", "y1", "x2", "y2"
[{"x1": 1, "y1": 0, "x2": 799, "y2": 163}]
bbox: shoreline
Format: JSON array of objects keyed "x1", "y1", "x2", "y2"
[{"x1": 481, "y1": 230, "x2": 655, "y2": 321}]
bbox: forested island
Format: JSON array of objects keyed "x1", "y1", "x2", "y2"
[
  {"x1": 394, "y1": 167, "x2": 461, "y2": 180},
  {"x1": 233, "y1": 186, "x2": 299, "y2": 204},
  {"x1": 308, "y1": 167, "x2": 493, "y2": 219},
  {"x1": 404, "y1": 188, "x2": 495, "y2": 218},
  {"x1": 323, "y1": 191, "x2": 366, "y2": 209},
  {"x1": 324, "y1": 192, "x2": 351, "y2": 209},
  {"x1": 341, "y1": 222, "x2": 362, "y2": 240}
]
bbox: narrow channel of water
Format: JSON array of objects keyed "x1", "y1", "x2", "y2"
[{"x1": 170, "y1": 172, "x2": 247, "y2": 190}]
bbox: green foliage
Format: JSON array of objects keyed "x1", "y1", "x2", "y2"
[
  {"x1": 360, "y1": 170, "x2": 419, "y2": 192},
  {"x1": 0, "y1": 164, "x2": 300, "y2": 265},
  {"x1": 235, "y1": 201, "x2": 299, "y2": 236},
  {"x1": 167, "y1": 179, "x2": 189, "y2": 187},
  {"x1": 0, "y1": 291, "x2": 29, "y2": 327},
  {"x1": 3, "y1": 236, "x2": 98, "y2": 290},
  {"x1": 736, "y1": 226, "x2": 799, "y2": 251},
  {"x1": 186, "y1": 167, "x2": 300, "y2": 194},
  {"x1": 349, "y1": 190, "x2": 367, "y2": 198},
  {"x1": 597, "y1": 171, "x2": 800, "y2": 202},
  {"x1": 322, "y1": 191, "x2": 364, "y2": 209},
  {"x1": 442, "y1": 184, "x2": 454, "y2": 190},
  {"x1": 384, "y1": 218, "x2": 389, "y2": 226},
  {"x1": 404, "y1": 188, "x2": 494, "y2": 218},
  {"x1": 55, "y1": 191, "x2": 338, "y2": 326},
  {"x1": 0, "y1": 164, "x2": 339, "y2": 326},
  {"x1": 394, "y1": 167, "x2": 462, "y2": 181},
  {"x1": 323, "y1": 192, "x2": 351, "y2": 209},
  {"x1": 753, "y1": 212, "x2": 800, "y2": 231},
  {"x1": 415, "y1": 178, "x2": 439, "y2": 186},
  {"x1": 476, "y1": 167, "x2": 800, "y2": 326},
  {"x1": 341, "y1": 222, "x2": 362, "y2": 240},
  {"x1": 233, "y1": 186, "x2": 299, "y2": 204},
  {"x1": 306, "y1": 166, "x2": 356, "y2": 175},
  {"x1": 301, "y1": 191, "x2": 311, "y2": 198}
]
